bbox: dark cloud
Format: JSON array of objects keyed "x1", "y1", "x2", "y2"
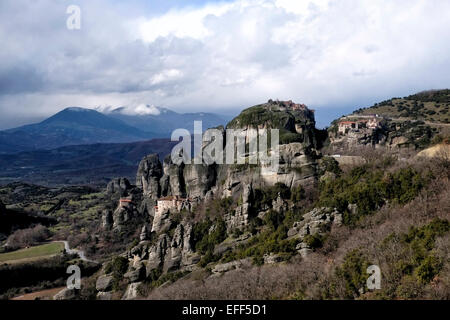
[{"x1": 0, "y1": 65, "x2": 45, "y2": 94}]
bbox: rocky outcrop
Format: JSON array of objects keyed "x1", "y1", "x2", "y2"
[
  {"x1": 263, "y1": 253, "x2": 284, "y2": 264},
  {"x1": 112, "y1": 202, "x2": 134, "y2": 231},
  {"x1": 272, "y1": 193, "x2": 288, "y2": 214},
  {"x1": 53, "y1": 288, "x2": 77, "y2": 300},
  {"x1": 151, "y1": 208, "x2": 169, "y2": 234},
  {"x1": 100, "y1": 100, "x2": 325, "y2": 289},
  {"x1": 96, "y1": 275, "x2": 113, "y2": 292},
  {"x1": 183, "y1": 164, "x2": 217, "y2": 199},
  {"x1": 125, "y1": 220, "x2": 198, "y2": 277},
  {"x1": 225, "y1": 183, "x2": 253, "y2": 231},
  {"x1": 211, "y1": 258, "x2": 252, "y2": 274},
  {"x1": 122, "y1": 282, "x2": 142, "y2": 300},
  {"x1": 288, "y1": 207, "x2": 342, "y2": 239},
  {"x1": 220, "y1": 142, "x2": 317, "y2": 203},
  {"x1": 107, "y1": 178, "x2": 132, "y2": 195},
  {"x1": 213, "y1": 233, "x2": 251, "y2": 256},
  {"x1": 101, "y1": 209, "x2": 113, "y2": 230},
  {"x1": 140, "y1": 224, "x2": 149, "y2": 241},
  {"x1": 165, "y1": 222, "x2": 198, "y2": 271},
  {"x1": 124, "y1": 264, "x2": 145, "y2": 283},
  {"x1": 96, "y1": 291, "x2": 113, "y2": 300},
  {"x1": 136, "y1": 154, "x2": 163, "y2": 199},
  {"x1": 161, "y1": 155, "x2": 186, "y2": 197},
  {"x1": 288, "y1": 207, "x2": 342, "y2": 257},
  {"x1": 227, "y1": 100, "x2": 317, "y2": 148}
]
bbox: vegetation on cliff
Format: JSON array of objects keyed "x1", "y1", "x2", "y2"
[{"x1": 354, "y1": 89, "x2": 450, "y2": 123}]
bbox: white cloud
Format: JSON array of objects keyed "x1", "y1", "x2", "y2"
[
  {"x1": 133, "y1": 0, "x2": 450, "y2": 109},
  {"x1": 95, "y1": 103, "x2": 161, "y2": 116},
  {"x1": 151, "y1": 69, "x2": 183, "y2": 85},
  {"x1": 122, "y1": 104, "x2": 161, "y2": 116}
]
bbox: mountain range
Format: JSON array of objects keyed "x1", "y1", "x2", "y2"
[
  {"x1": 99, "y1": 105, "x2": 230, "y2": 136},
  {"x1": 0, "y1": 106, "x2": 229, "y2": 154}
]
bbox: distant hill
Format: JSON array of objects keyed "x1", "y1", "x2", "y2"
[
  {"x1": 353, "y1": 89, "x2": 450, "y2": 123},
  {"x1": 0, "y1": 107, "x2": 159, "y2": 154},
  {"x1": 100, "y1": 105, "x2": 230, "y2": 136},
  {"x1": 0, "y1": 106, "x2": 230, "y2": 154},
  {"x1": 0, "y1": 138, "x2": 177, "y2": 186}
]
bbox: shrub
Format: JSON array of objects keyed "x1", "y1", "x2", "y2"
[
  {"x1": 193, "y1": 218, "x2": 227, "y2": 254},
  {"x1": 105, "y1": 256, "x2": 129, "y2": 290},
  {"x1": 318, "y1": 165, "x2": 427, "y2": 226},
  {"x1": 415, "y1": 255, "x2": 442, "y2": 284},
  {"x1": 198, "y1": 250, "x2": 219, "y2": 267},
  {"x1": 290, "y1": 185, "x2": 305, "y2": 202},
  {"x1": 303, "y1": 234, "x2": 325, "y2": 249},
  {"x1": 263, "y1": 210, "x2": 284, "y2": 230},
  {"x1": 6, "y1": 225, "x2": 52, "y2": 249},
  {"x1": 332, "y1": 249, "x2": 370, "y2": 299},
  {"x1": 318, "y1": 157, "x2": 342, "y2": 177}
]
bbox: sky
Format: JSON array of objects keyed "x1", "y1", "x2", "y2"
[{"x1": 1, "y1": 0, "x2": 450, "y2": 129}]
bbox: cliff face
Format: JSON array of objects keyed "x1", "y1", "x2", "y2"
[
  {"x1": 133, "y1": 100, "x2": 320, "y2": 229},
  {"x1": 95, "y1": 101, "x2": 323, "y2": 299}
]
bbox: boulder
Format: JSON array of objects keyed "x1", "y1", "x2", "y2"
[
  {"x1": 96, "y1": 291, "x2": 113, "y2": 300},
  {"x1": 122, "y1": 282, "x2": 142, "y2": 300},
  {"x1": 299, "y1": 248, "x2": 312, "y2": 258},
  {"x1": 212, "y1": 258, "x2": 251, "y2": 274},
  {"x1": 96, "y1": 275, "x2": 113, "y2": 292},
  {"x1": 263, "y1": 253, "x2": 284, "y2": 264},
  {"x1": 124, "y1": 264, "x2": 145, "y2": 283},
  {"x1": 53, "y1": 288, "x2": 77, "y2": 300}
]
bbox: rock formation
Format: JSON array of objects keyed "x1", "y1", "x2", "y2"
[
  {"x1": 288, "y1": 207, "x2": 342, "y2": 257},
  {"x1": 136, "y1": 154, "x2": 163, "y2": 199},
  {"x1": 106, "y1": 178, "x2": 132, "y2": 195},
  {"x1": 96, "y1": 100, "x2": 326, "y2": 297}
]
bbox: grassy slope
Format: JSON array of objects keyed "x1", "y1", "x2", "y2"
[
  {"x1": 354, "y1": 90, "x2": 450, "y2": 123},
  {"x1": 0, "y1": 242, "x2": 64, "y2": 263}
]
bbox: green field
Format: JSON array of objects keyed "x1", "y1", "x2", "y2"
[{"x1": 0, "y1": 242, "x2": 64, "y2": 263}]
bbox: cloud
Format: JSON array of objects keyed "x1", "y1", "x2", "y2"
[
  {"x1": 97, "y1": 104, "x2": 162, "y2": 116},
  {"x1": 0, "y1": 0, "x2": 450, "y2": 129}
]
